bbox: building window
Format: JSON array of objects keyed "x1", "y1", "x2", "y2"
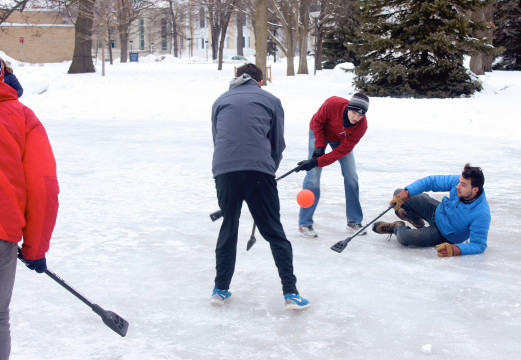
[
  {"x1": 161, "y1": 19, "x2": 168, "y2": 50},
  {"x1": 139, "y1": 18, "x2": 145, "y2": 50},
  {"x1": 201, "y1": 38, "x2": 204, "y2": 48},
  {"x1": 98, "y1": 40, "x2": 102, "y2": 48},
  {"x1": 110, "y1": 40, "x2": 116, "y2": 48}
]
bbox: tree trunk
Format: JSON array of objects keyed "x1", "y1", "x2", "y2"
[
  {"x1": 470, "y1": 3, "x2": 494, "y2": 75},
  {"x1": 217, "y1": 4, "x2": 235, "y2": 71},
  {"x1": 119, "y1": 31, "x2": 128, "y2": 63},
  {"x1": 101, "y1": 40, "x2": 105, "y2": 76},
  {"x1": 107, "y1": 32, "x2": 113, "y2": 64},
  {"x1": 237, "y1": 13, "x2": 244, "y2": 56},
  {"x1": 68, "y1": 0, "x2": 96, "y2": 74},
  {"x1": 286, "y1": 56, "x2": 295, "y2": 76},
  {"x1": 297, "y1": 0, "x2": 309, "y2": 74},
  {"x1": 211, "y1": 24, "x2": 219, "y2": 60},
  {"x1": 285, "y1": 31, "x2": 297, "y2": 76},
  {"x1": 167, "y1": 0, "x2": 179, "y2": 57},
  {"x1": 316, "y1": 24, "x2": 323, "y2": 71},
  {"x1": 172, "y1": 19, "x2": 178, "y2": 57},
  {"x1": 255, "y1": 0, "x2": 268, "y2": 85}
]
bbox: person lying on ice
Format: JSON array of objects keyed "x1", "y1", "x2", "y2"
[{"x1": 372, "y1": 163, "x2": 490, "y2": 257}]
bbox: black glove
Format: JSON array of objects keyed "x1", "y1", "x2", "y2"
[
  {"x1": 18, "y1": 249, "x2": 47, "y2": 273},
  {"x1": 25, "y1": 258, "x2": 47, "y2": 273},
  {"x1": 296, "y1": 158, "x2": 318, "y2": 172},
  {"x1": 311, "y1": 147, "x2": 325, "y2": 159}
]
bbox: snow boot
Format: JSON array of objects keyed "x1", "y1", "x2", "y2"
[{"x1": 372, "y1": 221, "x2": 406, "y2": 234}]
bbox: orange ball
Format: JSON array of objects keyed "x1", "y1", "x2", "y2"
[{"x1": 297, "y1": 189, "x2": 315, "y2": 208}]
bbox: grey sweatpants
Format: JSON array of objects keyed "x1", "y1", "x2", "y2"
[{"x1": 0, "y1": 241, "x2": 17, "y2": 360}]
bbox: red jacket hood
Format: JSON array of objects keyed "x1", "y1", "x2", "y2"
[{"x1": 0, "y1": 82, "x2": 18, "y2": 101}]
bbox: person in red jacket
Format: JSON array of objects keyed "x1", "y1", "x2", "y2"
[
  {"x1": 296, "y1": 93, "x2": 369, "y2": 238},
  {"x1": 0, "y1": 60, "x2": 59, "y2": 359}
]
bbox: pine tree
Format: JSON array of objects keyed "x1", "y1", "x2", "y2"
[
  {"x1": 322, "y1": 0, "x2": 360, "y2": 69},
  {"x1": 493, "y1": 0, "x2": 521, "y2": 70},
  {"x1": 350, "y1": 0, "x2": 500, "y2": 98}
]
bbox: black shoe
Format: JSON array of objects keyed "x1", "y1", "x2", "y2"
[{"x1": 372, "y1": 221, "x2": 406, "y2": 234}]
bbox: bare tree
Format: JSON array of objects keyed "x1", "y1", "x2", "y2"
[
  {"x1": 217, "y1": 0, "x2": 237, "y2": 69},
  {"x1": 203, "y1": 0, "x2": 237, "y2": 69},
  {"x1": 92, "y1": 0, "x2": 118, "y2": 74},
  {"x1": 164, "y1": 0, "x2": 185, "y2": 57},
  {"x1": 268, "y1": 0, "x2": 299, "y2": 76},
  {"x1": 68, "y1": 0, "x2": 96, "y2": 73},
  {"x1": 113, "y1": 0, "x2": 153, "y2": 62},
  {"x1": 313, "y1": 0, "x2": 338, "y2": 72},
  {"x1": 0, "y1": 0, "x2": 31, "y2": 25}
]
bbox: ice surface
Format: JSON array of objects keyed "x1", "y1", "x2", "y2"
[{"x1": 3, "y1": 52, "x2": 521, "y2": 359}]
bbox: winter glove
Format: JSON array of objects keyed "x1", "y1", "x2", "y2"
[
  {"x1": 390, "y1": 189, "x2": 409, "y2": 211},
  {"x1": 436, "y1": 242, "x2": 461, "y2": 257},
  {"x1": 311, "y1": 147, "x2": 325, "y2": 159},
  {"x1": 18, "y1": 248, "x2": 47, "y2": 273},
  {"x1": 296, "y1": 158, "x2": 318, "y2": 172}
]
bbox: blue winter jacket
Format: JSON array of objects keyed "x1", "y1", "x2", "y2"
[
  {"x1": 211, "y1": 74, "x2": 285, "y2": 178},
  {"x1": 406, "y1": 175, "x2": 490, "y2": 255}
]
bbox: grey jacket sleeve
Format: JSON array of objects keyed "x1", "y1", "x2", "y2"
[{"x1": 269, "y1": 98, "x2": 286, "y2": 171}]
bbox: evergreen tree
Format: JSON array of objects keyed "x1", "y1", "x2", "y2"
[
  {"x1": 493, "y1": 0, "x2": 521, "y2": 70},
  {"x1": 350, "y1": 0, "x2": 499, "y2": 98},
  {"x1": 322, "y1": 0, "x2": 360, "y2": 69}
]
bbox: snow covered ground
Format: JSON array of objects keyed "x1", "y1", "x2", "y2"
[{"x1": 4, "y1": 52, "x2": 521, "y2": 359}]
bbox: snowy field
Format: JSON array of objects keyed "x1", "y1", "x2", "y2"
[{"x1": 3, "y1": 52, "x2": 521, "y2": 359}]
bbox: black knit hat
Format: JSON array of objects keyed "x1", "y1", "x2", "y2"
[{"x1": 346, "y1": 93, "x2": 369, "y2": 115}]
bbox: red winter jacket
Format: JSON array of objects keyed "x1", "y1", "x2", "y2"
[
  {"x1": 310, "y1": 96, "x2": 368, "y2": 167},
  {"x1": 0, "y1": 82, "x2": 59, "y2": 260}
]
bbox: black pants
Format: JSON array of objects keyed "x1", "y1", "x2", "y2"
[
  {"x1": 393, "y1": 188, "x2": 447, "y2": 247},
  {"x1": 214, "y1": 171, "x2": 298, "y2": 295}
]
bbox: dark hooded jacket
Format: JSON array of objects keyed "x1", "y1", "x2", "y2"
[{"x1": 211, "y1": 74, "x2": 285, "y2": 178}]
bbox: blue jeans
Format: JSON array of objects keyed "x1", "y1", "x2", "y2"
[
  {"x1": 299, "y1": 129, "x2": 363, "y2": 226},
  {"x1": 392, "y1": 189, "x2": 447, "y2": 247}
]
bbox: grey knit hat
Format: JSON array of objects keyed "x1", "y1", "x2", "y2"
[{"x1": 346, "y1": 93, "x2": 369, "y2": 115}]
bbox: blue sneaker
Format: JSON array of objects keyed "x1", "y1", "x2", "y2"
[
  {"x1": 211, "y1": 288, "x2": 232, "y2": 305},
  {"x1": 284, "y1": 293, "x2": 310, "y2": 310}
]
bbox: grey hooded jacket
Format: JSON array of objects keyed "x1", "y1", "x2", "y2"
[{"x1": 211, "y1": 74, "x2": 285, "y2": 178}]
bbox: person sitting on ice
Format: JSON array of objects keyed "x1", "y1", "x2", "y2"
[{"x1": 372, "y1": 163, "x2": 490, "y2": 257}]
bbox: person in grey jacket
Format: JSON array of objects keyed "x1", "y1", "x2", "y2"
[{"x1": 210, "y1": 63, "x2": 309, "y2": 310}]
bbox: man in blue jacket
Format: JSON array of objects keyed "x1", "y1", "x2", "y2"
[
  {"x1": 372, "y1": 164, "x2": 490, "y2": 257},
  {"x1": 211, "y1": 63, "x2": 309, "y2": 310}
]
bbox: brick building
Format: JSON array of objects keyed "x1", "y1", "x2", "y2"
[{"x1": 0, "y1": 9, "x2": 75, "y2": 63}]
